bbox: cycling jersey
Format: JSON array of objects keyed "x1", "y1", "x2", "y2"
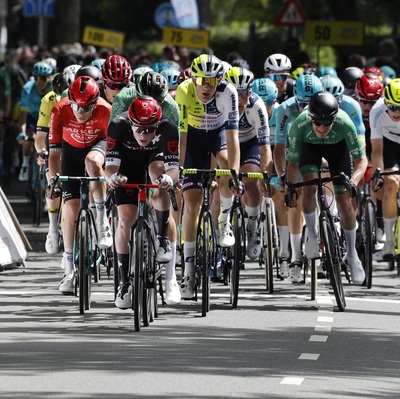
[
  {"x1": 20, "y1": 79, "x2": 52, "y2": 119},
  {"x1": 370, "y1": 97, "x2": 400, "y2": 144},
  {"x1": 275, "y1": 97, "x2": 301, "y2": 145},
  {"x1": 287, "y1": 108, "x2": 364, "y2": 163},
  {"x1": 176, "y1": 79, "x2": 239, "y2": 134},
  {"x1": 49, "y1": 96, "x2": 111, "y2": 150},
  {"x1": 239, "y1": 92, "x2": 270, "y2": 145},
  {"x1": 36, "y1": 90, "x2": 59, "y2": 133},
  {"x1": 109, "y1": 87, "x2": 179, "y2": 127},
  {"x1": 339, "y1": 94, "x2": 365, "y2": 137}
]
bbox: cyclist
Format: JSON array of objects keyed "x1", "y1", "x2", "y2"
[
  {"x1": 354, "y1": 74, "x2": 385, "y2": 246},
  {"x1": 263, "y1": 53, "x2": 295, "y2": 103},
  {"x1": 160, "y1": 68, "x2": 180, "y2": 99},
  {"x1": 286, "y1": 91, "x2": 367, "y2": 285},
  {"x1": 48, "y1": 76, "x2": 113, "y2": 294},
  {"x1": 274, "y1": 74, "x2": 323, "y2": 282},
  {"x1": 105, "y1": 96, "x2": 180, "y2": 308},
  {"x1": 224, "y1": 67, "x2": 272, "y2": 260},
  {"x1": 18, "y1": 61, "x2": 53, "y2": 182},
  {"x1": 339, "y1": 66, "x2": 363, "y2": 97},
  {"x1": 35, "y1": 73, "x2": 69, "y2": 255},
  {"x1": 175, "y1": 54, "x2": 241, "y2": 299},
  {"x1": 370, "y1": 78, "x2": 400, "y2": 260}
]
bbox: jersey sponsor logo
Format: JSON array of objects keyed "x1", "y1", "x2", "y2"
[
  {"x1": 167, "y1": 140, "x2": 179, "y2": 155},
  {"x1": 107, "y1": 136, "x2": 117, "y2": 151}
]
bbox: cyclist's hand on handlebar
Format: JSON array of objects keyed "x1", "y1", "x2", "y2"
[
  {"x1": 229, "y1": 177, "x2": 245, "y2": 196},
  {"x1": 284, "y1": 183, "x2": 298, "y2": 208},
  {"x1": 371, "y1": 168, "x2": 384, "y2": 192},
  {"x1": 349, "y1": 181, "x2": 358, "y2": 198},
  {"x1": 46, "y1": 185, "x2": 61, "y2": 199},
  {"x1": 155, "y1": 174, "x2": 174, "y2": 191},
  {"x1": 108, "y1": 172, "x2": 128, "y2": 189},
  {"x1": 36, "y1": 149, "x2": 48, "y2": 166}
]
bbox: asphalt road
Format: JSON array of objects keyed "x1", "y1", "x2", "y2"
[{"x1": 1, "y1": 181, "x2": 400, "y2": 399}]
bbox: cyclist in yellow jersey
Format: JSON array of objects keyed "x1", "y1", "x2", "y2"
[{"x1": 175, "y1": 54, "x2": 242, "y2": 299}]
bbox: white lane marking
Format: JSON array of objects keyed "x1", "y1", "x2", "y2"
[
  {"x1": 317, "y1": 296, "x2": 333, "y2": 305},
  {"x1": 317, "y1": 316, "x2": 334, "y2": 323},
  {"x1": 299, "y1": 353, "x2": 320, "y2": 360},
  {"x1": 309, "y1": 335, "x2": 328, "y2": 342},
  {"x1": 280, "y1": 377, "x2": 304, "y2": 385},
  {"x1": 315, "y1": 325, "x2": 332, "y2": 332}
]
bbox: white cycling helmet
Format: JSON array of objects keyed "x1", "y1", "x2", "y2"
[
  {"x1": 264, "y1": 53, "x2": 292, "y2": 73},
  {"x1": 63, "y1": 64, "x2": 82, "y2": 86}
]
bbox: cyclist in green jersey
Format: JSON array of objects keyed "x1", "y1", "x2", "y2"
[{"x1": 286, "y1": 91, "x2": 367, "y2": 285}]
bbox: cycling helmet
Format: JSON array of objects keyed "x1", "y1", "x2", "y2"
[
  {"x1": 177, "y1": 67, "x2": 192, "y2": 84},
  {"x1": 51, "y1": 73, "x2": 69, "y2": 96},
  {"x1": 129, "y1": 96, "x2": 162, "y2": 125},
  {"x1": 164, "y1": 60, "x2": 181, "y2": 71},
  {"x1": 320, "y1": 75, "x2": 345, "y2": 99},
  {"x1": 380, "y1": 65, "x2": 396, "y2": 80},
  {"x1": 91, "y1": 58, "x2": 106, "y2": 71},
  {"x1": 32, "y1": 61, "x2": 53, "y2": 76},
  {"x1": 224, "y1": 67, "x2": 254, "y2": 90},
  {"x1": 102, "y1": 55, "x2": 132, "y2": 84},
  {"x1": 63, "y1": 64, "x2": 82, "y2": 86},
  {"x1": 220, "y1": 61, "x2": 232, "y2": 77},
  {"x1": 151, "y1": 61, "x2": 171, "y2": 73},
  {"x1": 252, "y1": 78, "x2": 278, "y2": 100},
  {"x1": 44, "y1": 57, "x2": 57, "y2": 71},
  {"x1": 133, "y1": 66, "x2": 153, "y2": 83},
  {"x1": 160, "y1": 68, "x2": 180, "y2": 90},
  {"x1": 318, "y1": 66, "x2": 338, "y2": 78},
  {"x1": 190, "y1": 54, "x2": 224, "y2": 78},
  {"x1": 340, "y1": 66, "x2": 364, "y2": 89},
  {"x1": 291, "y1": 67, "x2": 304, "y2": 80},
  {"x1": 308, "y1": 91, "x2": 339, "y2": 121},
  {"x1": 384, "y1": 78, "x2": 400, "y2": 105},
  {"x1": 136, "y1": 71, "x2": 168, "y2": 100},
  {"x1": 75, "y1": 65, "x2": 102, "y2": 83},
  {"x1": 355, "y1": 74, "x2": 384, "y2": 100},
  {"x1": 382, "y1": 76, "x2": 393, "y2": 87},
  {"x1": 293, "y1": 74, "x2": 323, "y2": 102},
  {"x1": 264, "y1": 53, "x2": 291, "y2": 73},
  {"x1": 231, "y1": 58, "x2": 250, "y2": 69},
  {"x1": 364, "y1": 66, "x2": 384, "y2": 80},
  {"x1": 68, "y1": 76, "x2": 99, "y2": 106}
]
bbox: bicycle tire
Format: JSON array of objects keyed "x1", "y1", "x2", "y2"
[
  {"x1": 362, "y1": 199, "x2": 375, "y2": 288},
  {"x1": 111, "y1": 205, "x2": 119, "y2": 299},
  {"x1": 320, "y1": 212, "x2": 346, "y2": 311},
  {"x1": 142, "y1": 226, "x2": 155, "y2": 327},
  {"x1": 133, "y1": 225, "x2": 144, "y2": 331},
  {"x1": 230, "y1": 206, "x2": 245, "y2": 308},
  {"x1": 78, "y1": 214, "x2": 90, "y2": 314},
  {"x1": 263, "y1": 199, "x2": 275, "y2": 293}
]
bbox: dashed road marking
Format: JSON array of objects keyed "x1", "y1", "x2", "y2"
[
  {"x1": 309, "y1": 335, "x2": 328, "y2": 342},
  {"x1": 280, "y1": 377, "x2": 305, "y2": 385},
  {"x1": 299, "y1": 353, "x2": 320, "y2": 360},
  {"x1": 315, "y1": 325, "x2": 332, "y2": 332},
  {"x1": 317, "y1": 316, "x2": 334, "y2": 323}
]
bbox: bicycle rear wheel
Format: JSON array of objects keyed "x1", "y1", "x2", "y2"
[
  {"x1": 320, "y1": 212, "x2": 346, "y2": 311},
  {"x1": 262, "y1": 199, "x2": 275, "y2": 293},
  {"x1": 361, "y1": 199, "x2": 375, "y2": 288},
  {"x1": 142, "y1": 227, "x2": 156, "y2": 327},
  {"x1": 77, "y1": 213, "x2": 91, "y2": 314}
]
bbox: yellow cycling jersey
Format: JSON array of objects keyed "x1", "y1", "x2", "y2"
[{"x1": 36, "y1": 90, "x2": 60, "y2": 133}]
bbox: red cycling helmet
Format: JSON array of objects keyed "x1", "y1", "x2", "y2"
[
  {"x1": 355, "y1": 74, "x2": 384, "y2": 100},
  {"x1": 129, "y1": 96, "x2": 162, "y2": 125},
  {"x1": 68, "y1": 76, "x2": 99, "y2": 106},
  {"x1": 102, "y1": 55, "x2": 132, "y2": 84},
  {"x1": 363, "y1": 66, "x2": 384, "y2": 81}
]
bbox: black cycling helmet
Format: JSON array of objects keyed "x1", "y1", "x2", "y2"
[
  {"x1": 136, "y1": 71, "x2": 168, "y2": 101},
  {"x1": 308, "y1": 91, "x2": 339, "y2": 121},
  {"x1": 339, "y1": 66, "x2": 364, "y2": 89},
  {"x1": 51, "y1": 73, "x2": 69, "y2": 96},
  {"x1": 75, "y1": 65, "x2": 102, "y2": 83}
]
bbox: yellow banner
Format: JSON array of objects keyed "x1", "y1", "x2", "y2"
[
  {"x1": 162, "y1": 27, "x2": 209, "y2": 49},
  {"x1": 305, "y1": 21, "x2": 364, "y2": 46},
  {"x1": 82, "y1": 26, "x2": 125, "y2": 49}
]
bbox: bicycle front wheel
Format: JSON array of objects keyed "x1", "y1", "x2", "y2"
[
  {"x1": 142, "y1": 226, "x2": 156, "y2": 327},
  {"x1": 133, "y1": 225, "x2": 144, "y2": 331},
  {"x1": 320, "y1": 212, "x2": 346, "y2": 311},
  {"x1": 361, "y1": 199, "x2": 375, "y2": 288},
  {"x1": 262, "y1": 199, "x2": 275, "y2": 293}
]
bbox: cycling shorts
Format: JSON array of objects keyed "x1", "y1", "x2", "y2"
[{"x1": 240, "y1": 137, "x2": 260, "y2": 168}]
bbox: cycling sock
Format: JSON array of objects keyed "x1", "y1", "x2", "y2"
[
  {"x1": 164, "y1": 241, "x2": 177, "y2": 279},
  {"x1": 156, "y1": 209, "x2": 170, "y2": 238},
  {"x1": 304, "y1": 211, "x2": 318, "y2": 239},
  {"x1": 290, "y1": 233, "x2": 302, "y2": 262},
  {"x1": 184, "y1": 241, "x2": 195, "y2": 275},
  {"x1": 343, "y1": 227, "x2": 357, "y2": 257},
  {"x1": 278, "y1": 225, "x2": 290, "y2": 258},
  {"x1": 63, "y1": 249, "x2": 73, "y2": 275},
  {"x1": 48, "y1": 207, "x2": 59, "y2": 234},
  {"x1": 117, "y1": 253, "x2": 129, "y2": 283},
  {"x1": 94, "y1": 197, "x2": 107, "y2": 227},
  {"x1": 384, "y1": 217, "x2": 397, "y2": 241},
  {"x1": 218, "y1": 195, "x2": 233, "y2": 225},
  {"x1": 89, "y1": 202, "x2": 97, "y2": 220},
  {"x1": 21, "y1": 155, "x2": 30, "y2": 168},
  {"x1": 246, "y1": 205, "x2": 259, "y2": 231}
]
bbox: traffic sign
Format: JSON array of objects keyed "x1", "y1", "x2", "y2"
[
  {"x1": 275, "y1": 0, "x2": 306, "y2": 27},
  {"x1": 154, "y1": 2, "x2": 178, "y2": 29},
  {"x1": 305, "y1": 21, "x2": 364, "y2": 46},
  {"x1": 162, "y1": 26, "x2": 209, "y2": 49},
  {"x1": 23, "y1": 0, "x2": 55, "y2": 18},
  {"x1": 82, "y1": 26, "x2": 125, "y2": 49}
]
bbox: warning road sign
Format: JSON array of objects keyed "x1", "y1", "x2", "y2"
[{"x1": 275, "y1": 0, "x2": 307, "y2": 27}]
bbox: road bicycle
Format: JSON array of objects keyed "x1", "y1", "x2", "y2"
[
  {"x1": 50, "y1": 174, "x2": 104, "y2": 314},
  {"x1": 181, "y1": 168, "x2": 232, "y2": 317},
  {"x1": 288, "y1": 172, "x2": 353, "y2": 311}
]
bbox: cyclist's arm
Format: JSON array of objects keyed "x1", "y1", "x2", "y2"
[
  {"x1": 223, "y1": 85, "x2": 240, "y2": 171},
  {"x1": 370, "y1": 138, "x2": 383, "y2": 172},
  {"x1": 351, "y1": 154, "x2": 368, "y2": 186},
  {"x1": 175, "y1": 84, "x2": 188, "y2": 167}
]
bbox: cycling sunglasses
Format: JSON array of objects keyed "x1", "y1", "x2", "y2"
[
  {"x1": 296, "y1": 100, "x2": 309, "y2": 109},
  {"x1": 70, "y1": 102, "x2": 96, "y2": 112},
  {"x1": 35, "y1": 75, "x2": 50, "y2": 82},
  {"x1": 132, "y1": 124, "x2": 158, "y2": 135},
  {"x1": 104, "y1": 81, "x2": 128, "y2": 90},
  {"x1": 311, "y1": 118, "x2": 334, "y2": 127},
  {"x1": 269, "y1": 74, "x2": 289, "y2": 82},
  {"x1": 195, "y1": 77, "x2": 218, "y2": 87},
  {"x1": 237, "y1": 89, "x2": 251, "y2": 98},
  {"x1": 387, "y1": 104, "x2": 400, "y2": 112},
  {"x1": 358, "y1": 97, "x2": 377, "y2": 105}
]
